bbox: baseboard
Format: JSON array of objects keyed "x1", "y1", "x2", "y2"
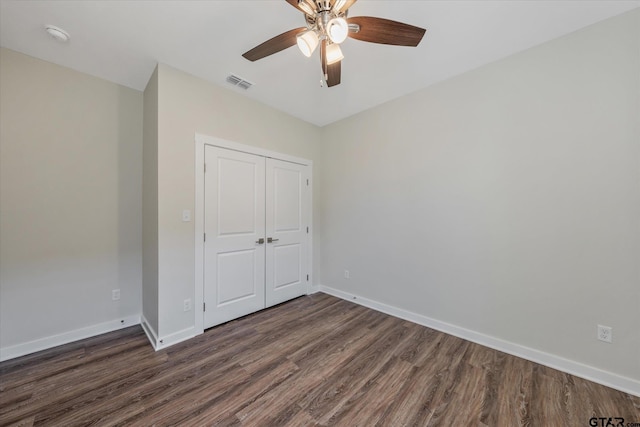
[
  {"x1": 0, "y1": 314, "x2": 140, "y2": 362},
  {"x1": 157, "y1": 327, "x2": 196, "y2": 351},
  {"x1": 140, "y1": 314, "x2": 159, "y2": 350},
  {"x1": 140, "y1": 314, "x2": 196, "y2": 351},
  {"x1": 318, "y1": 284, "x2": 640, "y2": 398},
  {"x1": 307, "y1": 284, "x2": 321, "y2": 294}
]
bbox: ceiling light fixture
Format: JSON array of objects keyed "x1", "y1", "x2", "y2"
[
  {"x1": 296, "y1": 30, "x2": 319, "y2": 57},
  {"x1": 45, "y1": 25, "x2": 70, "y2": 43},
  {"x1": 327, "y1": 17, "x2": 348, "y2": 44},
  {"x1": 325, "y1": 43, "x2": 344, "y2": 65},
  {"x1": 293, "y1": 2, "x2": 350, "y2": 83}
]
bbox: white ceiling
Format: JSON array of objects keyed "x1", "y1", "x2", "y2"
[{"x1": 1, "y1": 1, "x2": 638, "y2": 126}]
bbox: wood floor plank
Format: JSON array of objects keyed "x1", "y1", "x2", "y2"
[
  {"x1": 236, "y1": 302, "x2": 367, "y2": 374},
  {"x1": 168, "y1": 358, "x2": 299, "y2": 426},
  {"x1": 372, "y1": 364, "x2": 436, "y2": 426},
  {"x1": 330, "y1": 357, "x2": 416, "y2": 426},
  {"x1": 1, "y1": 293, "x2": 637, "y2": 427},
  {"x1": 427, "y1": 362, "x2": 487, "y2": 426},
  {"x1": 304, "y1": 319, "x2": 415, "y2": 424},
  {"x1": 234, "y1": 309, "x2": 380, "y2": 424}
]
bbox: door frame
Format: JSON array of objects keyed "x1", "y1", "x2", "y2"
[{"x1": 194, "y1": 133, "x2": 313, "y2": 335}]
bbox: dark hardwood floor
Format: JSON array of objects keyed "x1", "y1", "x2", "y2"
[{"x1": 1, "y1": 293, "x2": 638, "y2": 426}]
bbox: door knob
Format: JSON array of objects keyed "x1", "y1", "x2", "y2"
[
  {"x1": 267, "y1": 237, "x2": 279, "y2": 243},
  {"x1": 256, "y1": 238, "x2": 265, "y2": 244}
]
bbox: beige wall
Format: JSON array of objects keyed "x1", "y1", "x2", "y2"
[
  {"x1": 154, "y1": 64, "x2": 322, "y2": 339},
  {"x1": 0, "y1": 48, "x2": 143, "y2": 351},
  {"x1": 142, "y1": 66, "x2": 159, "y2": 333},
  {"x1": 320, "y1": 9, "x2": 640, "y2": 383}
]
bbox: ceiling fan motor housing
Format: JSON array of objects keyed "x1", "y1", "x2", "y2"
[{"x1": 312, "y1": 0, "x2": 332, "y2": 12}]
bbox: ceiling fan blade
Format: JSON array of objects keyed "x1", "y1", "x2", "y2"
[
  {"x1": 348, "y1": 16, "x2": 426, "y2": 47},
  {"x1": 242, "y1": 27, "x2": 307, "y2": 61},
  {"x1": 320, "y1": 39, "x2": 327, "y2": 77},
  {"x1": 320, "y1": 39, "x2": 341, "y2": 88},
  {"x1": 326, "y1": 60, "x2": 341, "y2": 87}
]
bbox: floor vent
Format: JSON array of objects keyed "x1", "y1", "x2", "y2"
[{"x1": 226, "y1": 74, "x2": 253, "y2": 90}]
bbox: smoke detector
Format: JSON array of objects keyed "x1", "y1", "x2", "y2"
[{"x1": 45, "y1": 25, "x2": 70, "y2": 43}]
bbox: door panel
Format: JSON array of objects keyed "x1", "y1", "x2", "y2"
[
  {"x1": 204, "y1": 146, "x2": 265, "y2": 328},
  {"x1": 217, "y1": 249, "x2": 257, "y2": 305},
  {"x1": 217, "y1": 158, "x2": 259, "y2": 236},
  {"x1": 273, "y1": 168, "x2": 301, "y2": 232},
  {"x1": 265, "y1": 159, "x2": 309, "y2": 306},
  {"x1": 273, "y1": 244, "x2": 301, "y2": 289}
]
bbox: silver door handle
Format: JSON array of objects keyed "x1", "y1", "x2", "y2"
[
  {"x1": 256, "y1": 238, "x2": 265, "y2": 244},
  {"x1": 267, "y1": 237, "x2": 279, "y2": 243}
]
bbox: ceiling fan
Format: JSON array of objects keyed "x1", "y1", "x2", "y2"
[{"x1": 242, "y1": 0, "x2": 426, "y2": 88}]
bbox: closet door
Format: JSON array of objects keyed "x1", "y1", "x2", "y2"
[
  {"x1": 204, "y1": 146, "x2": 266, "y2": 329},
  {"x1": 265, "y1": 159, "x2": 309, "y2": 307}
]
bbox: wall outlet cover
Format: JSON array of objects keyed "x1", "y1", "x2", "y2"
[{"x1": 597, "y1": 325, "x2": 612, "y2": 343}]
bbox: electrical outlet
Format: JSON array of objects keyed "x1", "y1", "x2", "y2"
[
  {"x1": 344, "y1": 270, "x2": 350, "y2": 279},
  {"x1": 183, "y1": 298, "x2": 191, "y2": 312},
  {"x1": 597, "y1": 325, "x2": 612, "y2": 343},
  {"x1": 112, "y1": 289, "x2": 120, "y2": 301}
]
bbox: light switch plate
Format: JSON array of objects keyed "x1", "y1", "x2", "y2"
[{"x1": 182, "y1": 210, "x2": 191, "y2": 222}]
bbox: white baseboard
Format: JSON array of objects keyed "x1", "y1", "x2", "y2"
[
  {"x1": 140, "y1": 314, "x2": 196, "y2": 351},
  {"x1": 140, "y1": 314, "x2": 160, "y2": 350},
  {"x1": 0, "y1": 314, "x2": 140, "y2": 362},
  {"x1": 156, "y1": 327, "x2": 196, "y2": 350},
  {"x1": 318, "y1": 285, "x2": 640, "y2": 398},
  {"x1": 307, "y1": 284, "x2": 321, "y2": 294}
]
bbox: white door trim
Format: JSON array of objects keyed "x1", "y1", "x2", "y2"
[{"x1": 194, "y1": 133, "x2": 313, "y2": 336}]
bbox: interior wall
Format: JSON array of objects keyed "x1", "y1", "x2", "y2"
[
  {"x1": 320, "y1": 10, "x2": 640, "y2": 382},
  {"x1": 155, "y1": 64, "x2": 322, "y2": 339},
  {"x1": 0, "y1": 48, "x2": 143, "y2": 353},
  {"x1": 142, "y1": 66, "x2": 159, "y2": 334}
]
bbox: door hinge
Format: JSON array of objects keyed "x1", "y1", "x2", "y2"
[
  {"x1": 203, "y1": 302, "x2": 206, "y2": 312},
  {"x1": 306, "y1": 274, "x2": 309, "y2": 281},
  {"x1": 306, "y1": 226, "x2": 309, "y2": 234},
  {"x1": 204, "y1": 233, "x2": 206, "y2": 242},
  {"x1": 306, "y1": 179, "x2": 309, "y2": 186},
  {"x1": 204, "y1": 163, "x2": 207, "y2": 173}
]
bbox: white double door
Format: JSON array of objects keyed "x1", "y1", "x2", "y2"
[{"x1": 203, "y1": 146, "x2": 310, "y2": 329}]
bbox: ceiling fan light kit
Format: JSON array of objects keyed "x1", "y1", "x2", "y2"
[
  {"x1": 297, "y1": 30, "x2": 319, "y2": 57},
  {"x1": 327, "y1": 17, "x2": 348, "y2": 43},
  {"x1": 242, "y1": 0, "x2": 426, "y2": 88},
  {"x1": 325, "y1": 43, "x2": 344, "y2": 65}
]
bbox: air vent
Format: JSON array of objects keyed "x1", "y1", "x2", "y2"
[{"x1": 226, "y1": 74, "x2": 253, "y2": 90}]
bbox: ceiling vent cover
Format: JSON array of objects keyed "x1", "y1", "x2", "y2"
[{"x1": 226, "y1": 74, "x2": 253, "y2": 90}]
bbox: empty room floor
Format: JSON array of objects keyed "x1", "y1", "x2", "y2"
[{"x1": 1, "y1": 293, "x2": 638, "y2": 426}]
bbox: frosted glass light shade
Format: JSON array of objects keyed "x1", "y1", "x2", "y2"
[
  {"x1": 326, "y1": 43, "x2": 344, "y2": 65},
  {"x1": 298, "y1": 1, "x2": 315, "y2": 16},
  {"x1": 297, "y1": 31, "x2": 319, "y2": 57},
  {"x1": 333, "y1": 0, "x2": 347, "y2": 12},
  {"x1": 327, "y1": 17, "x2": 348, "y2": 44}
]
